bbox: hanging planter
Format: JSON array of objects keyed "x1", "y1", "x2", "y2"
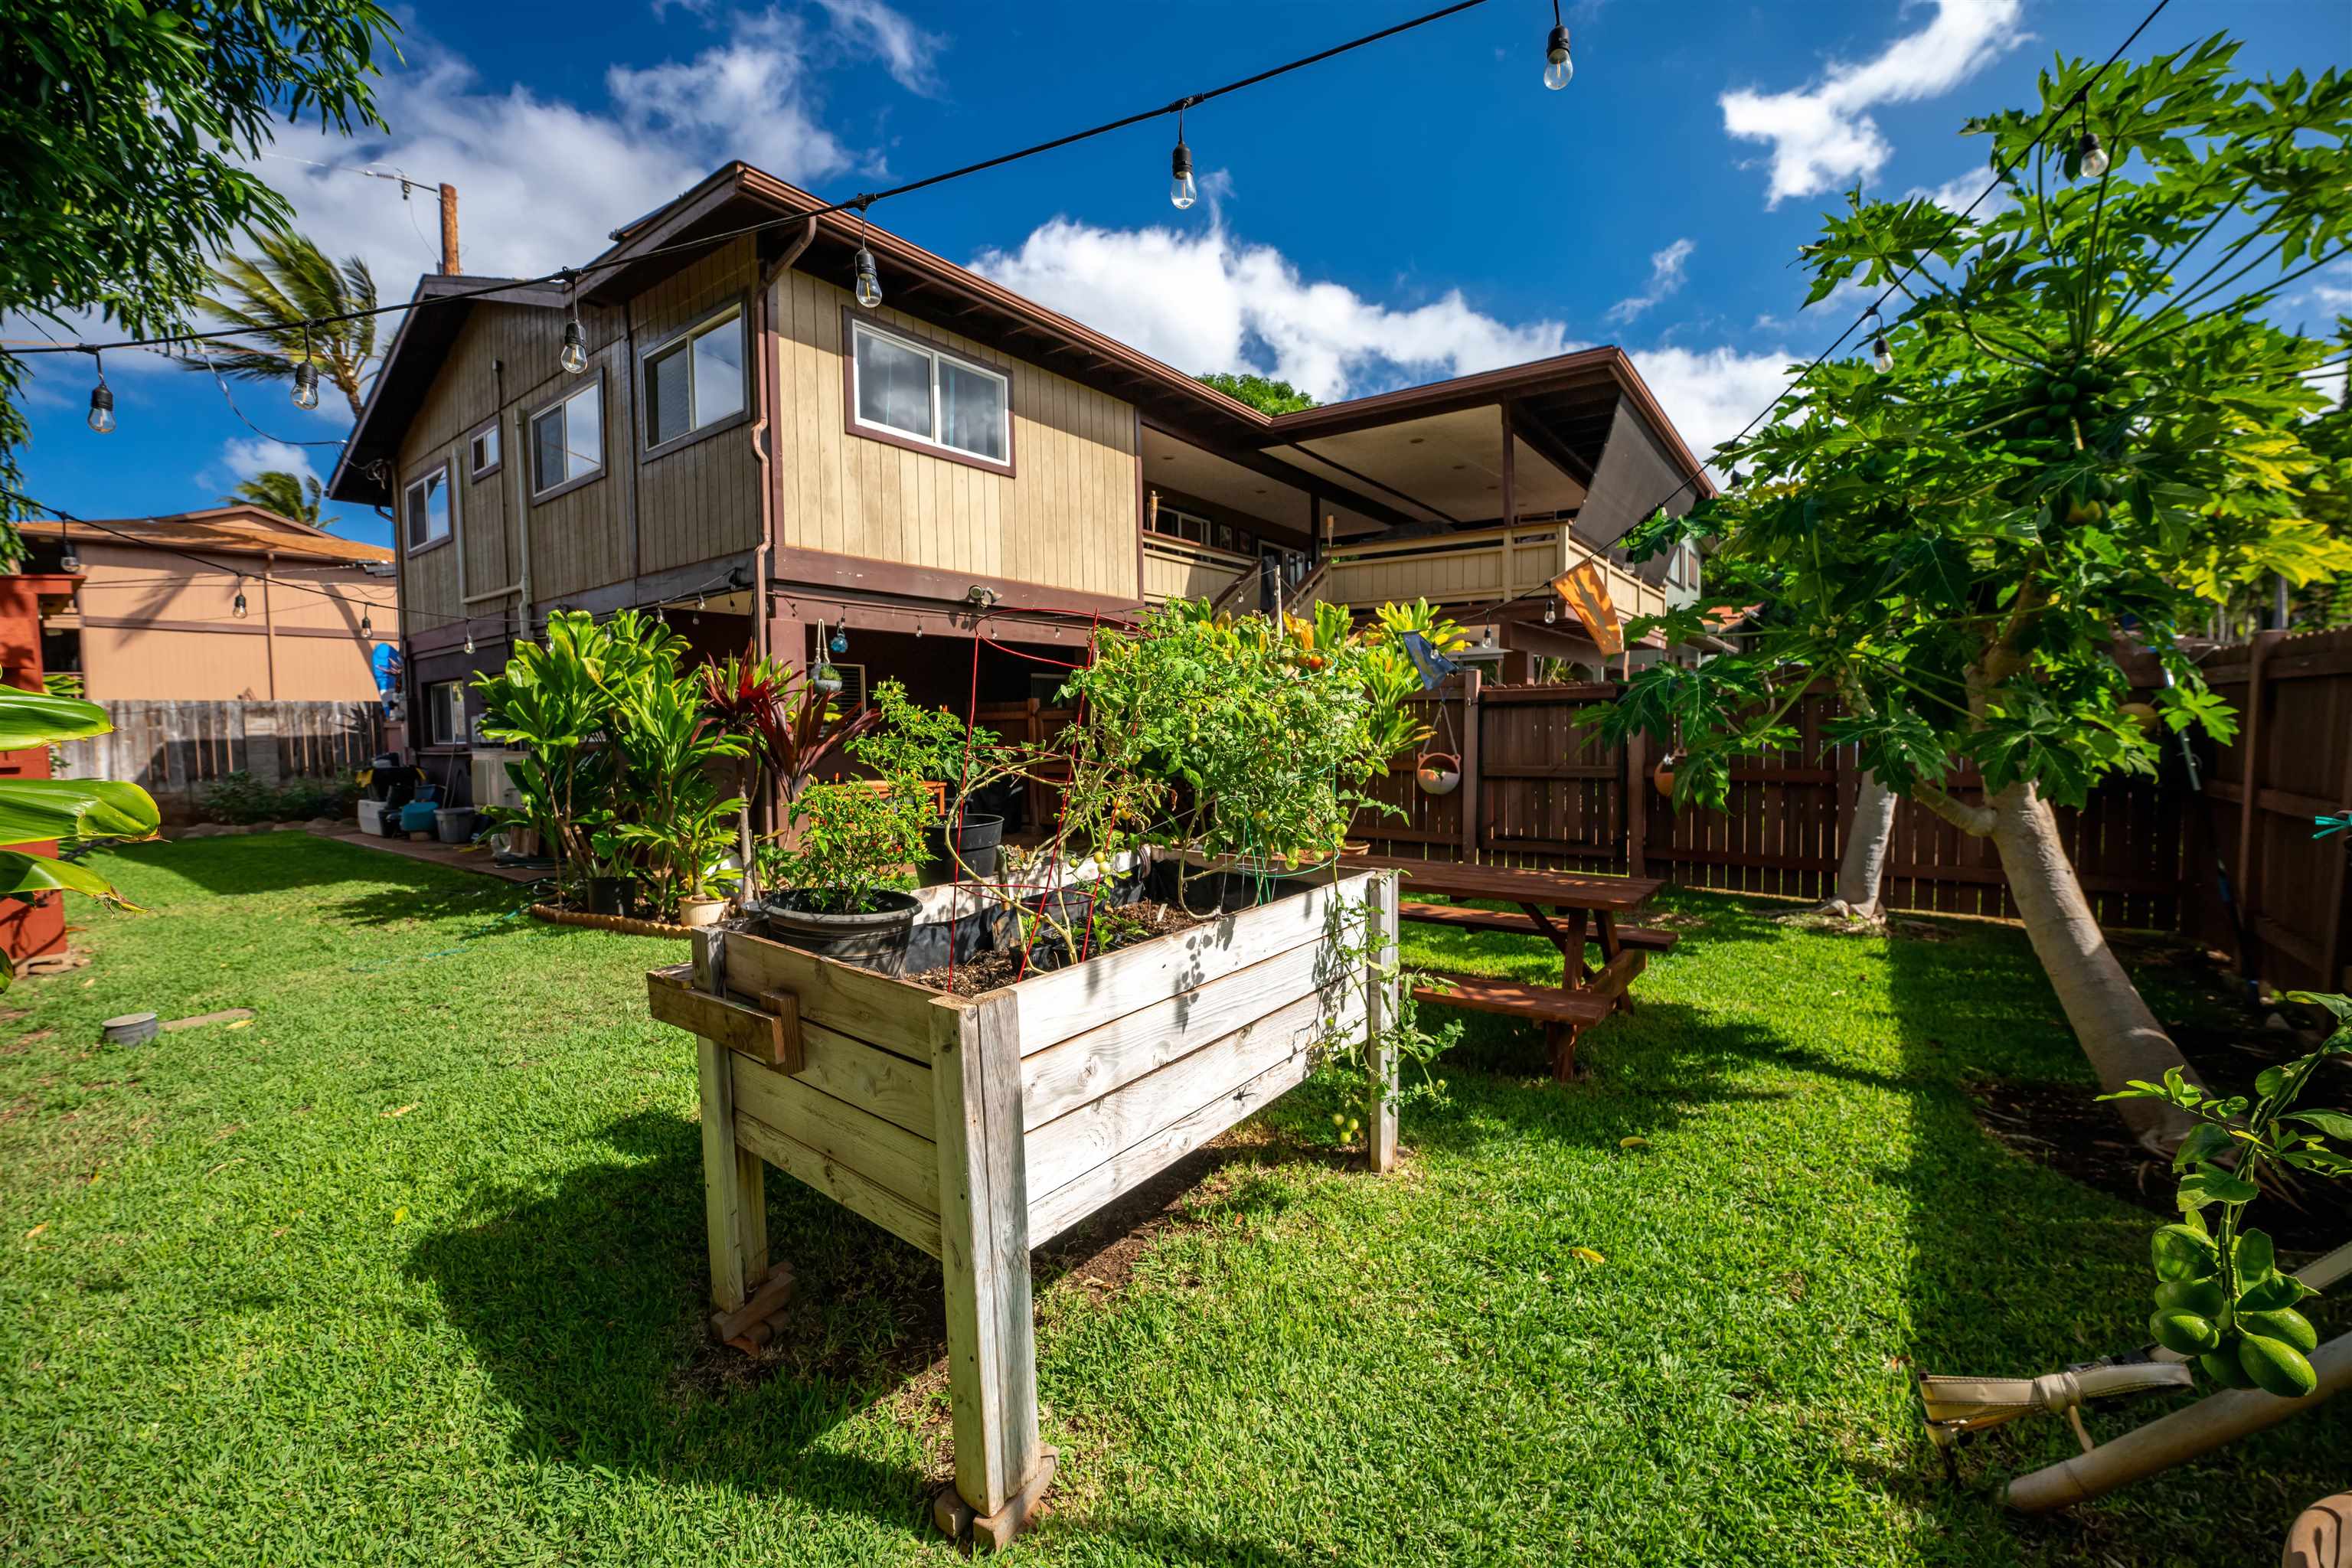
[
  {"x1": 1653, "y1": 754, "x2": 1678, "y2": 799},
  {"x1": 812, "y1": 663, "x2": 844, "y2": 697},
  {"x1": 1415, "y1": 752, "x2": 1462, "y2": 796}
]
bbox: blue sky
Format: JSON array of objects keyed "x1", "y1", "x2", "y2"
[{"x1": 13, "y1": 0, "x2": 2346, "y2": 547}]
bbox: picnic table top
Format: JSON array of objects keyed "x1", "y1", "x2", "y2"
[{"x1": 1352, "y1": 854, "x2": 1664, "y2": 915}]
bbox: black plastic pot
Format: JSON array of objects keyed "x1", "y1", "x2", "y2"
[
  {"x1": 585, "y1": 876, "x2": 638, "y2": 917},
  {"x1": 916, "y1": 812, "x2": 1004, "y2": 886},
  {"x1": 756, "y1": 889, "x2": 920, "y2": 975}
]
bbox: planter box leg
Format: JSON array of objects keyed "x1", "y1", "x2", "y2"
[
  {"x1": 1365, "y1": 871, "x2": 1400, "y2": 1174},
  {"x1": 695, "y1": 1033, "x2": 765, "y2": 1315},
  {"x1": 931, "y1": 992, "x2": 1050, "y2": 1545}
]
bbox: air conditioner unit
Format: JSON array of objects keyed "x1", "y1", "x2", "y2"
[{"x1": 471, "y1": 748, "x2": 528, "y2": 812}]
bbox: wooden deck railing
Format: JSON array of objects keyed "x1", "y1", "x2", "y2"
[{"x1": 1316, "y1": 524, "x2": 1667, "y2": 626}]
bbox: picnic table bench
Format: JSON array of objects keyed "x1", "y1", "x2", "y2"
[{"x1": 1351, "y1": 854, "x2": 1672, "y2": 1080}]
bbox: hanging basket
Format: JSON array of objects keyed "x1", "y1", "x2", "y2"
[
  {"x1": 1653, "y1": 754, "x2": 1678, "y2": 799},
  {"x1": 1415, "y1": 753, "x2": 1462, "y2": 796},
  {"x1": 812, "y1": 663, "x2": 844, "y2": 697}
]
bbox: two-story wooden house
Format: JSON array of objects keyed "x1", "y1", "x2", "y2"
[{"x1": 327, "y1": 163, "x2": 1713, "y2": 798}]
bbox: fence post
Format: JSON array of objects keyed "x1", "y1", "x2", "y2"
[
  {"x1": 1459, "y1": 668, "x2": 1481, "y2": 864},
  {"x1": 2235, "y1": 631, "x2": 2285, "y2": 973},
  {"x1": 1623, "y1": 720, "x2": 1647, "y2": 879}
]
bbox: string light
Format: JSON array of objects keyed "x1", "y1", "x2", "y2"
[
  {"x1": 234, "y1": 580, "x2": 248, "y2": 619},
  {"x1": 1544, "y1": 598, "x2": 1557, "y2": 623},
  {"x1": 853, "y1": 204, "x2": 884, "y2": 309},
  {"x1": 85, "y1": 351, "x2": 114, "y2": 434},
  {"x1": 1170, "y1": 104, "x2": 1197, "y2": 210},
  {"x1": 1860, "y1": 308, "x2": 1893, "y2": 374},
  {"x1": 560, "y1": 273, "x2": 587, "y2": 374},
  {"x1": 1544, "y1": 2, "x2": 1573, "y2": 90},
  {"x1": 464, "y1": 632, "x2": 475, "y2": 655},
  {"x1": 292, "y1": 325, "x2": 320, "y2": 410},
  {"x1": 58, "y1": 521, "x2": 80, "y2": 575},
  {"x1": 361, "y1": 609, "x2": 374, "y2": 637},
  {"x1": 2077, "y1": 128, "x2": 2109, "y2": 179}
]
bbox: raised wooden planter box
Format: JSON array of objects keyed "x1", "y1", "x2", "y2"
[{"x1": 645, "y1": 867, "x2": 1400, "y2": 1549}]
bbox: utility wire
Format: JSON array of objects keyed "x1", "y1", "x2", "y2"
[{"x1": 7, "y1": 0, "x2": 1494, "y2": 362}]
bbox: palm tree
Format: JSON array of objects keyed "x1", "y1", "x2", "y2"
[
  {"x1": 188, "y1": 232, "x2": 377, "y2": 420},
  {"x1": 225, "y1": 470, "x2": 324, "y2": 525}
]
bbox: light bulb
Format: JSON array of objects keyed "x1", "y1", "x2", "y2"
[
  {"x1": 2078, "y1": 130, "x2": 2109, "y2": 179},
  {"x1": 87, "y1": 381, "x2": 115, "y2": 434},
  {"x1": 59, "y1": 550, "x2": 80, "y2": 573},
  {"x1": 560, "y1": 318, "x2": 587, "y2": 375},
  {"x1": 695, "y1": 592, "x2": 707, "y2": 611},
  {"x1": 1873, "y1": 336, "x2": 1894, "y2": 374},
  {"x1": 464, "y1": 633, "x2": 475, "y2": 655},
  {"x1": 1544, "y1": 600, "x2": 1557, "y2": 623},
  {"x1": 854, "y1": 246, "x2": 883, "y2": 309},
  {"x1": 361, "y1": 610, "x2": 374, "y2": 637},
  {"x1": 1544, "y1": 25, "x2": 1573, "y2": 90},
  {"x1": 234, "y1": 589, "x2": 248, "y2": 619},
  {"x1": 1170, "y1": 139, "x2": 1197, "y2": 210},
  {"x1": 292, "y1": 360, "x2": 319, "y2": 410}
]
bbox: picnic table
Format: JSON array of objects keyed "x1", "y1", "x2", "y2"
[{"x1": 1351, "y1": 854, "x2": 1672, "y2": 1080}]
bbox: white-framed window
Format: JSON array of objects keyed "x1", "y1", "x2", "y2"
[
  {"x1": 531, "y1": 377, "x2": 604, "y2": 497},
  {"x1": 850, "y1": 320, "x2": 1010, "y2": 466},
  {"x1": 424, "y1": 680, "x2": 466, "y2": 746},
  {"x1": 644, "y1": 305, "x2": 746, "y2": 449},
  {"x1": 403, "y1": 466, "x2": 451, "y2": 550},
  {"x1": 468, "y1": 421, "x2": 501, "y2": 479}
]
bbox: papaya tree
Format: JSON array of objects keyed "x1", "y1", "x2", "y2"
[{"x1": 1595, "y1": 38, "x2": 2352, "y2": 1152}]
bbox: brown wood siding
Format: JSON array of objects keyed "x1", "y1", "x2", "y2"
[
  {"x1": 770, "y1": 270, "x2": 1138, "y2": 601},
  {"x1": 630, "y1": 238, "x2": 763, "y2": 577}
]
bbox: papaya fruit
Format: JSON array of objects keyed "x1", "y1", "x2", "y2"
[
  {"x1": 2239, "y1": 1334, "x2": 2319, "y2": 1398},
  {"x1": 2155, "y1": 1278, "x2": 2228, "y2": 1318},
  {"x1": 2027, "y1": 417, "x2": 2053, "y2": 436},
  {"x1": 2152, "y1": 1224, "x2": 2220, "y2": 1282},
  {"x1": 2050, "y1": 381, "x2": 2079, "y2": 402},
  {"x1": 2199, "y1": 1349, "x2": 2257, "y2": 1390},
  {"x1": 2237, "y1": 1307, "x2": 2318, "y2": 1354},
  {"x1": 2150, "y1": 1309, "x2": 2223, "y2": 1357}
]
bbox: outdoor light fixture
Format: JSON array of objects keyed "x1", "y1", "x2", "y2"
[
  {"x1": 361, "y1": 609, "x2": 374, "y2": 636},
  {"x1": 234, "y1": 583, "x2": 249, "y2": 619},
  {"x1": 1873, "y1": 335, "x2": 1894, "y2": 374},
  {"x1": 853, "y1": 204, "x2": 884, "y2": 309},
  {"x1": 1543, "y1": 3, "x2": 1573, "y2": 90},
  {"x1": 465, "y1": 632, "x2": 475, "y2": 655},
  {"x1": 2077, "y1": 129, "x2": 2109, "y2": 179},
  {"x1": 560, "y1": 276, "x2": 588, "y2": 374},
  {"x1": 292, "y1": 328, "x2": 320, "y2": 410},
  {"x1": 1544, "y1": 599, "x2": 1557, "y2": 624},
  {"x1": 86, "y1": 353, "x2": 115, "y2": 434},
  {"x1": 1170, "y1": 105, "x2": 1197, "y2": 210}
]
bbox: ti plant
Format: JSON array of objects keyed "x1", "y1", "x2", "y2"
[{"x1": 2103, "y1": 992, "x2": 2352, "y2": 1397}]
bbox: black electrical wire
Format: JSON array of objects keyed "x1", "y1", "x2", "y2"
[{"x1": 6, "y1": 0, "x2": 1494, "y2": 363}]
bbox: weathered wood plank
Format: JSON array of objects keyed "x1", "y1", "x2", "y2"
[
  {"x1": 648, "y1": 968, "x2": 796, "y2": 1068},
  {"x1": 1027, "y1": 1043, "x2": 1316, "y2": 1249},
  {"x1": 1011, "y1": 872, "x2": 1373, "y2": 1056},
  {"x1": 733, "y1": 1110, "x2": 942, "y2": 1259},
  {"x1": 1024, "y1": 983, "x2": 1360, "y2": 1200},
  {"x1": 707, "y1": 925, "x2": 944, "y2": 1058},
  {"x1": 1365, "y1": 871, "x2": 1400, "y2": 1174},
  {"x1": 933, "y1": 991, "x2": 1044, "y2": 1521},
  {"x1": 730, "y1": 1053, "x2": 939, "y2": 1214},
  {"x1": 696, "y1": 1034, "x2": 750, "y2": 1312}
]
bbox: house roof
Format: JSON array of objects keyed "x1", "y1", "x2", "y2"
[
  {"x1": 21, "y1": 505, "x2": 395, "y2": 565},
  {"x1": 328, "y1": 162, "x2": 1717, "y2": 520}
]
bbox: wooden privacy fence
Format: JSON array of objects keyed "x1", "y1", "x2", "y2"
[
  {"x1": 54, "y1": 700, "x2": 386, "y2": 822},
  {"x1": 2188, "y1": 627, "x2": 2352, "y2": 994},
  {"x1": 1354, "y1": 671, "x2": 2190, "y2": 931}
]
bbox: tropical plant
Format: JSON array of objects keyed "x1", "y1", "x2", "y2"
[
  {"x1": 1586, "y1": 38, "x2": 2352, "y2": 1151},
  {"x1": 0, "y1": 2, "x2": 400, "y2": 531},
  {"x1": 1194, "y1": 371, "x2": 1317, "y2": 415},
  {"x1": 761, "y1": 781, "x2": 929, "y2": 915},
  {"x1": 593, "y1": 656, "x2": 746, "y2": 917},
  {"x1": 2102, "y1": 993, "x2": 2352, "y2": 1397},
  {"x1": 0, "y1": 685, "x2": 160, "y2": 985},
  {"x1": 190, "y1": 231, "x2": 379, "y2": 418},
  {"x1": 224, "y1": 469, "x2": 325, "y2": 524}
]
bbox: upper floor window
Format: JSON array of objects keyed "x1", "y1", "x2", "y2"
[
  {"x1": 423, "y1": 680, "x2": 467, "y2": 746},
  {"x1": 468, "y1": 421, "x2": 500, "y2": 479},
  {"x1": 531, "y1": 377, "x2": 604, "y2": 498},
  {"x1": 850, "y1": 319, "x2": 1010, "y2": 468},
  {"x1": 644, "y1": 306, "x2": 746, "y2": 449},
  {"x1": 403, "y1": 466, "x2": 451, "y2": 550}
]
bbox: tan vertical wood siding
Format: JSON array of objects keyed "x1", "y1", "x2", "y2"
[{"x1": 769, "y1": 270, "x2": 1140, "y2": 601}]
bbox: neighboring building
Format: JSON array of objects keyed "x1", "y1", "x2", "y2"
[
  {"x1": 18, "y1": 507, "x2": 398, "y2": 702},
  {"x1": 325, "y1": 162, "x2": 1713, "y2": 796}
]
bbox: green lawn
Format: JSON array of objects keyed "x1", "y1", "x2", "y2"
[{"x1": 2, "y1": 834, "x2": 2341, "y2": 1566}]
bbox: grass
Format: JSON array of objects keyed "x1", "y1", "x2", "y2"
[{"x1": 1, "y1": 832, "x2": 2342, "y2": 1566}]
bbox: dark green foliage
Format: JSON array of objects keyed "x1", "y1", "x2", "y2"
[{"x1": 1194, "y1": 371, "x2": 1318, "y2": 415}]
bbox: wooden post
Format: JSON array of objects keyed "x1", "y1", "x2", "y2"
[
  {"x1": 2236, "y1": 630, "x2": 2285, "y2": 977},
  {"x1": 691, "y1": 929, "x2": 766, "y2": 1313},
  {"x1": 1364, "y1": 871, "x2": 1400, "y2": 1173},
  {"x1": 1623, "y1": 728, "x2": 1648, "y2": 879},
  {"x1": 1498, "y1": 403, "x2": 1517, "y2": 604},
  {"x1": 1460, "y1": 667, "x2": 1482, "y2": 864},
  {"x1": 438, "y1": 182, "x2": 460, "y2": 276},
  {"x1": 930, "y1": 992, "x2": 1052, "y2": 1548}
]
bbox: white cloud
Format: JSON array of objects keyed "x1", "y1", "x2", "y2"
[
  {"x1": 1628, "y1": 345, "x2": 1798, "y2": 479},
  {"x1": 1606, "y1": 238, "x2": 1695, "y2": 325},
  {"x1": 811, "y1": 0, "x2": 945, "y2": 94},
  {"x1": 1906, "y1": 166, "x2": 2013, "y2": 217},
  {"x1": 1720, "y1": 0, "x2": 2027, "y2": 207},
  {"x1": 210, "y1": 437, "x2": 323, "y2": 494},
  {"x1": 969, "y1": 217, "x2": 1576, "y2": 402}
]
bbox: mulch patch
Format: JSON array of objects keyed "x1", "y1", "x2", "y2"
[{"x1": 910, "y1": 899, "x2": 1206, "y2": 997}]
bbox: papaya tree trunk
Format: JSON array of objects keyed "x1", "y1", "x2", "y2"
[
  {"x1": 1936, "y1": 780, "x2": 2199, "y2": 1155},
  {"x1": 1831, "y1": 768, "x2": 1898, "y2": 919}
]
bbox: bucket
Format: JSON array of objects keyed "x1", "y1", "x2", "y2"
[
  {"x1": 100, "y1": 1011, "x2": 159, "y2": 1047},
  {"x1": 435, "y1": 806, "x2": 477, "y2": 844},
  {"x1": 677, "y1": 896, "x2": 727, "y2": 929},
  {"x1": 755, "y1": 889, "x2": 920, "y2": 975},
  {"x1": 916, "y1": 812, "x2": 1004, "y2": 885}
]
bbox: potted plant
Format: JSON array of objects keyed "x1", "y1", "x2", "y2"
[
  {"x1": 755, "y1": 778, "x2": 933, "y2": 973},
  {"x1": 850, "y1": 680, "x2": 1022, "y2": 885}
]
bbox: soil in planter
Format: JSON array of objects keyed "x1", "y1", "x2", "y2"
[{"x1": 909, "y1": 898, "x2": 1204, "y2": 997}]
